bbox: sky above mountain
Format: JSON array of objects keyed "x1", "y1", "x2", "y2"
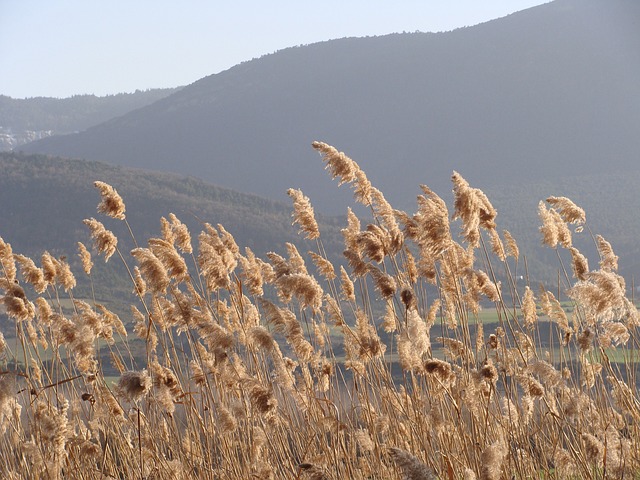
[{"x1": 0, "y1": 0, "x2": 549, "y2": 98}]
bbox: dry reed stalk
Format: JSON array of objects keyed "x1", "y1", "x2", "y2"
[
  {"x1": 545, "y1": 196, "x2": 586, "y2": 225},
  {"x1": 0, "y1": 237, "x2": 16, "y2": 283},
  {"x1": 287, "y1": 188, "x2": 320, "y2": 240},
  {"x1": 596, "y1": 234, "x2": 619, "y2": 272},
  {"x1": 452, "y1": 171, "x2": 497, "y2": 248},
  {"x1": 94, "y1": 181, "x2": 126, "y2": 220},
  {"x1": 14, "y1": 254, "x2": 46, "y2": 293},
  {"x1": 83, "y1": 217, "x2": 118, "y2": 261},
  {"x1": 2, "y1": 141, "x2": 640, "y2": 479},
  {"x1": 389, "y1": 447, "x2": 437, "y2": 480}
]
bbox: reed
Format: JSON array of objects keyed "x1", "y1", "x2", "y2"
[{"x1": 0, "y1": 142, "x2": 638, "y2": 479}]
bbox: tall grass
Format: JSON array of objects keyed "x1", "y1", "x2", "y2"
[{"x1": 0, "y1": 142, "x2": 639, "y2": 479}]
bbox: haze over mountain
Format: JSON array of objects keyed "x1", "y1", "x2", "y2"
[{"x1": 21, "y1": 0, "x2": 640, "y2": 216}]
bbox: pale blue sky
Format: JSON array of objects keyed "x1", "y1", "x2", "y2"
[{"x1": 0, "y1": 0, "x2": 549, "y2": 98}]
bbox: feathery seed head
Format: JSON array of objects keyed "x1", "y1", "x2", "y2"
[
  {"x1": 522, "y1": 286, "x2": 537, "y2": 327},
  {"x1": 117, "y1": 370, "x2": 152, "y2": 403},
  {"x1": 596, "y1": 235, "x2": 618, "y2": 272},
  {"x1": 309, "y1": 252, "x2": 336, "y2": 280},
  {"x1": 148, "y1": 238, "x2": 188, "y2": 281},
  {"x1": 239, "y1": 247, "x2": 265, "y2": 296},
  {"x1": 503, "y1": 230, "x2": 519, "y2": 260},
  {"x1": 93, "y1": 181, "x2": 126, "y2": 220},
  {"x1": 367, "y1": 265, "x2": 397, "y2": 299},
  {"x1": 546, "y1": 196, "x2": 586, "y2": 225},
  {"x1": 77, "y1": 242, "x2": 93, "y2": 275},
  {"x1": 131, "y1": 247, "x2": 170, "y2": 293},
  {"x1": 388, "y1": 447, "x2": 437, "y2": 480},
  {"x1": 489, "y1": 229, "x2": 506, "y2": 261},
  {"x1": 287, "y1": 188, "x2": 320, "y2": 240},
  {"x1": 83, "y1": 218, "x2": 118, "y2": 261},
  {"x1": 168, "y1": 213, "x2": 193, "y2": 254},
  {"x1": 248, "y1": 326, "x2": 276, "y2": 352},
  {"x1": 2, "y1": 283, "x2": 35, "y2": 321},
  {"x1": 14, "y1": 254, "x2": 46, "y2": 293},
  {"x1": 538, "y1": 201, "x2": 558, "y2": 248},
  {"x1": 0, "y1": 237, "x2": 16, "y2": 283},
  {"x1": 452, "y1": 171, "x2": 497, "y2": 248},
  {"x1": 569, "y1": 247, "x2": 589, "y2": 281},
  {"x1": 480, "y1": 439, "x2": 507, "y2": 480},
  {"x1": 312, "y1": 141, "x2": 357, "y2": 186}
]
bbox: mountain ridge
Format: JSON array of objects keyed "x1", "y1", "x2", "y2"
[{"x1": 21, "y1": 0, "x2": 640, "y2": 215}]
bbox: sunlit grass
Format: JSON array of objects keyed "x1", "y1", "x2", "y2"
[{"x1": 0, "y1": 142, "x2": 638, "y2": 479}]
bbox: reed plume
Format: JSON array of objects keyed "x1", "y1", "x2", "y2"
[
  {"x1": 596, "y1": 234, "x2": 618, "y2": 271},
  {"x1": 1, "y1": 141, "x2": 640, "y2": 479},
  {"x1": 117, "y1": 370, "x2": 152, "y2": 403},
  {"x1": 287, "y1": 188, "x2": 320, "y2": 240},
  {"x1": 388, "y1": 447, "x2": 437, "y2": 480},
  {"x1": 131, "y1": 247, "x2": 170, "y2": 293},
  {"x1": 94, "y1": 180, "x2": 126, "y2": 220},
  {"x1": 83, "y1": 217, "x2": 118, "y2": 261},
  {"x1": 452, "y1": 171, "x2": 497, "y2": 247},
  {"x1": 14, "y1": 254, "x2": 46, "y2": 293},
  {"x1": 546, "y1": 195, "x2": 585, "y2": 225},
  {"x1": 569, "y1": 246, "x2": 589, "y2": 280},
  {"x1": 168, "y1": 213, "x2": 193, "y2": 254},
  {"x1": 76, "y1": 242, "x2": 93, "y2": 275},
  {"x1": 0, "y1": 237, "x2": 16, "y2": 282}
]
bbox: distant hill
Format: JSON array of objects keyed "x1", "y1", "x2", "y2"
[
  {"x1": 21, "y1": 0, "x2": 640, "y2": 217},
  {"x1": 3, "y1": 151, "x2": 640, "y2": 302},
  {"x1": 0, "y1": 88, "x2": 180, "y2": 150},
  {"x1": 0, "y1": 151, "x2": 343, "y2": 304}
]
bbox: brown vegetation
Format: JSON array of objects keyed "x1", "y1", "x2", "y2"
[{"x1": 0, "y1": 142, "x2": 639, "y2": 479}]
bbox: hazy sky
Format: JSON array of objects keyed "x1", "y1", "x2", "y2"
[{"x1": 1, "y1": 1, "x2": 550, "y2": 99}]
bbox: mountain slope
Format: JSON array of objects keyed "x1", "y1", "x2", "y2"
[{"x1": 21, "y1": 0, "x2": 640, "y2": 215}]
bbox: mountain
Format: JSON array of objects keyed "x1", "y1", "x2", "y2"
[
  {"x1": 0, "y1": 88, "x2": 180, "y2": 151},
  {"x1": 20, "y1": 0, "x2": 640, "y2": 217}
]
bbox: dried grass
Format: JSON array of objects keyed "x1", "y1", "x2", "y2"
[{"x1": 0, "y1": 145, "x2": 639, "y2": 479}]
